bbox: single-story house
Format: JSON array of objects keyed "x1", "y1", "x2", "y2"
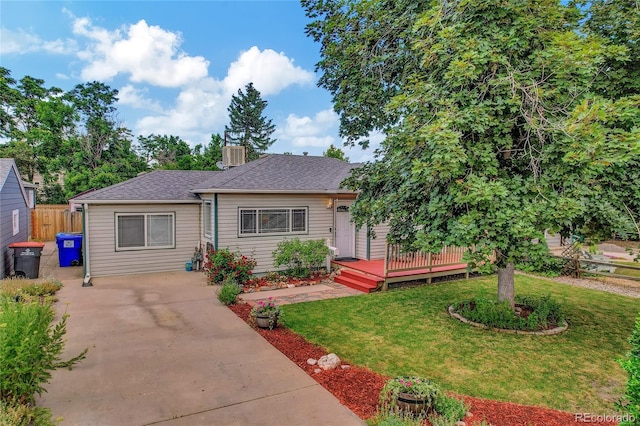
[
  {"x1": 72, "y1": 154, "x2": 390, "y2": 279},
  {"x1": 0, "y1": 159, "x2": 32, "y2": 278}
]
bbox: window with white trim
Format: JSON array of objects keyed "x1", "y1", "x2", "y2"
[
  {"x1": 12, "y1": 209, "x2": 19, "y2": 236},
  {"x1": 116, "y1": 213, "x2": 175, "y2": 250},
  {"x1": 203, "y1": 201, "x2": 212, "y2": 238},
  {"x1": 239, "y1": 207, "x2": 307, "y2": 236}
]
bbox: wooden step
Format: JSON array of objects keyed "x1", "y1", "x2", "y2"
[{"x1": 334, "y1": 270, "x2": 382, "y2": 293}]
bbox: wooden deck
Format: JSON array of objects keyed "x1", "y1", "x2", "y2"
[{"x1": 332, "y1": 258, "x2": 470, "y2": 292}]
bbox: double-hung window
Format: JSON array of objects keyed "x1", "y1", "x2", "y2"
[
  {"x1": 239, "y1": 207, "x2": 307, "y2": 236},
  {"x1": 116, "y1": 213, "x2": 175, "y2": 250},
  {"x1": 203, "y1": 201, "x2": 212, "y2": 238}
]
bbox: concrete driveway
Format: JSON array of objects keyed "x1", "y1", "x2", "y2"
[{"x1": 37, "y1": 268, "x2": 363, "y2": 426}]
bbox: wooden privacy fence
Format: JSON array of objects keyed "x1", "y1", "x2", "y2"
[{"x1": 31, "y1": 205, "x2": 82, "y2": 241}]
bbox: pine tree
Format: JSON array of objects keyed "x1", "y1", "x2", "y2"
[{"x1": 224, "y1": 83, "x2": 276, "y2": 161}]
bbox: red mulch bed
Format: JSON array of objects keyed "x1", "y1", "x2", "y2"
[
  {"x1": 229, "y1": 303, "x2": 617, "y2": 425},
  {"x1": 242, "y1": 273, "x2": 329, "y2": 293}
]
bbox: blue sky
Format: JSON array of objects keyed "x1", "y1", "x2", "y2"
[{"x1": 0, "y1": 1, "x2": 380, "y2": 162}]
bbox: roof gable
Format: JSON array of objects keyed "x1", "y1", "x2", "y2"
[{"x1": 0, "y1": 158, "x2": 29, "y2": 205}]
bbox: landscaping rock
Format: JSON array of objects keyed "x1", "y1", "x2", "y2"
[
  {"x1": 314, "y1": 368, "x2": 322, "y2": 374},
  {"x1": 307, "y1": 358, "x2": 317, "y2": 365},
  {"x1": 341, "y1": 364, "x2": 350, "y2": 370},
  {"x1": 455, "y1": 421, "x2": 466, "y2": 426},
  {"x1": 317, "y1": 353, "x2": 341, "y2": 370}
]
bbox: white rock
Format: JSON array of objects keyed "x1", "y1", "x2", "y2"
[
  {"x1": 341, "y1": 364, "x2": 350, "y2": 370},
  {"x1": 317, "y1": 353, "x2": 341, "y2": 370},
  {"x1": 307, "y1": 358, "x2": 317, "y2": 365},
  {"x1": 455, "y1": 421, "x2": 466, "y2": 426},
  {"x1": 314, "y1": 368, "x2": 322, "y2": 374}
]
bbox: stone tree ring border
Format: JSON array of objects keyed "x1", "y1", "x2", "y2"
[{"x1": 447, "y1": 305, "x2": 569, "y2": 336}]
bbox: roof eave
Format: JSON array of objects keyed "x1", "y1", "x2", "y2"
[
  {"x1": 76, "y1": 199, "x2": 202, "y2": 205},
  {"x1": 190, "y1": 188, "x2": 357, "y2": 195}
]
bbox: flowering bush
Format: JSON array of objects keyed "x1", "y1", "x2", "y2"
[
  {"x1": 250, "y1": 298, "x2": 281, "y2": 329},
  {"x1": 250, "y1": 297, "x2": 280, "y2": 316},
  {"x1": 203, "y1": 248, "x2": 257, "y2": 286}
]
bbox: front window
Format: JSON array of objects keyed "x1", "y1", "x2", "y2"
[
  {"x1": 203, "y1": 201, "x2": 212, "y2": 238},
  {"x1": 116, "y1": 213, "x2": 175, "y2": 250},
  {"x1": 239, "y1": 207, "x2": 307, "y2": 236}
]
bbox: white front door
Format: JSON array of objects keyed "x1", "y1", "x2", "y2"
[{"x1": 334, "y1": 201, "x2": 355, "y2": 258}]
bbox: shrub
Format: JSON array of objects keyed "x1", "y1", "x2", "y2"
[
  {"x1": 0, "y1": 399, "x2": 54, "y2": 426},
  {"x1": 378, "y1": 377, "x2": 467, "y2": 425},
  {"x1": 272, "y1": 238, "x2": 330, "y2": 278},
  {"x1": 21, "y1": 281, "x2": 63, "y2": 297},
  {"x1": 455, "y1": 294, "x2": 565, "y2": 331},
  {"x1": 0, "y1": 278, "x2": 62, "y2": 301},
  {"x1": 203, "y1": 248, "x2": 256, "y2": 286},
  {"x1": 617, "y1": 313, "x2": 640, "y2": 425},
  {"x1": 0, "y1": 296, "x2": 87, "y2": 405},
  {"x1": 217, "y1": 277, "x2": 241, "y2": 305}
]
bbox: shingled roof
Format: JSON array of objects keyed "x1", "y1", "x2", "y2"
[
  {"x1": 73, "y1": 170, "x2": 216, "y2": 202},
  {"x1": 74, "y1": 154, "x2": 359, "y2": 203},
  {"x1": 192, "y1": 154, "x2": 359, "y2": 193}
]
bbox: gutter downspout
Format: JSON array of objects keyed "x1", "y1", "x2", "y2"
[{"x1": 82, "y1": 203, "x2": 92, "y2": 287}]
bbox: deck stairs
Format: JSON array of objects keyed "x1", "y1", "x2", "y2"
[{"x1": 333, "y1": 268, "x2": 383, "y2": 293}]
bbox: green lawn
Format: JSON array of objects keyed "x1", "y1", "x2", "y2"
[
  {"x1": 614, "y1": 261, "x2": 640, "y2": 278},
  {"x1": 281, "y1": 274, "x2": 638, "y2": 413}
]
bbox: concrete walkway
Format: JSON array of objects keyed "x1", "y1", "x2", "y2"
[
  {"x1": 239, "y1": 281, "x2": 363, "y2": 306},
  {"x1": 35, "y1": 244, "x2": 364, "y2": 426}
]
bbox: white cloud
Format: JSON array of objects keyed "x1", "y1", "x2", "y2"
[
  {"x1": 133, "y1": 46, "x2": 316, "y2": 145},
  {"x1": 222, "y1": 46, "x2": 314, "y2": 96},
  {"x1": 117, "y1": 85, "x2": 163, "y2": 112},
  {"x1": 73, "y1": 18, "x2": 209, "y2": 87},
  {"x1": 277, "y1": 109, "x2": 339, "y2": 148},
  {"x1": 0, "y1": 27, "x2": 76, "y2": 55}
]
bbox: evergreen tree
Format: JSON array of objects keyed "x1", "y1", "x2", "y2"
[{"x1": 224, "y1": 83, "x2": 276, "y2": 161}]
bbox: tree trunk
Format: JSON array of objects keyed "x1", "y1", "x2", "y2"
[{"x1": 497, "y1": 262, "x2": 515, "y2": 309}]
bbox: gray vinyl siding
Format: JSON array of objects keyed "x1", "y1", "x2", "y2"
[
  {"x1": 368, "y1": 223, "x2": 390, "y2": 260},
  {"x1": 355, "y1": 223, "x2": 390, "y2": 261},
  {"x1": 86, "y1": 203, "x2": 201, "y2": 277},
  {"x1": 216, "y1": 193, "x2": 333, "y2": 274},
  {"x1": 0, "y1": 168, "x2": 29, "y2": 278},
  {"x1": 355, "y1": 227, "x2": 368, "y2": 260}
]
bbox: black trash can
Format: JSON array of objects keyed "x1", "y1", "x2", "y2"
[{"x1": 9, "y1": 242, "x2": 46, "y2": 279}]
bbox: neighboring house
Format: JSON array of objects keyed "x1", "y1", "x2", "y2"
[
  {"x1": 0, "y1": 159, "x2": 32, "y2": 278},
  {"x1": 73, "y1": 154, "x2": 388, "y2": 279}
]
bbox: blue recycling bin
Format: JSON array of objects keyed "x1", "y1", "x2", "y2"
[{"x1": 56, "y1": 233, "x2": 83, "y2": 267}]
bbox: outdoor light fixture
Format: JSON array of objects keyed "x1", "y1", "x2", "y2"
[{"x1": 327, "y1": 198, "x2": 334, "y2": 209}]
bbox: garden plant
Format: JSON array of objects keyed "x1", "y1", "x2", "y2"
[
  {"x1": 272, "y1": 238, "x2": 330, "y2": 278},
  {"x1": 0, "y1": 279, "x2": 87, "y2": 425},
  {"x1": 203, "y1": 248, "x2": 256, "y2": 286}
]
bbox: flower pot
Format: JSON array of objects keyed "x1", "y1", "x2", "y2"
[
  {"x1": 255, "y1": 312, "x2": 279, "y2": 329},
  {"x1": 396, "y1": 392, "x2": 430, "y2": 414}
]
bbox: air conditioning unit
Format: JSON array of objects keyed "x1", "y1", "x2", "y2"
[{"x1": 222, "y1": 145, "x2": 246, "y2": 167}]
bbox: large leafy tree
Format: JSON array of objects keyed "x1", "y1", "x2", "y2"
[
  {"x1": 224, "y1": 82, "x2": 276, "y2": 161},
  {"x1": 304, "y1": 0, "x2": 640, "y2": 306}
]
